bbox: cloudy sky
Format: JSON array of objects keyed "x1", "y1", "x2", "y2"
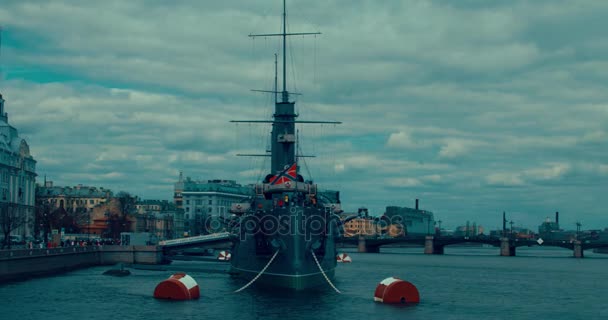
[{"x1": 1, "y1": 0, "x2": 607, "y2": 230}]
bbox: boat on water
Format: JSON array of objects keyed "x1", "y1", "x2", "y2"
[{"x1": 228, "y1": 0, "x2": 343, "y2": 291}]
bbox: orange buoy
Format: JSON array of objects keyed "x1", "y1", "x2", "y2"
[
  {"x1": 218, "y1": 250, "x2": 231, "y2": 261},
  {"x1": 374, "y1": 277, "x2": 420, "y2": 304},
  {"x1": 336, "y1": 253, "x2": 352, "y2": 263},
  {"x1": 154, "y1": 273, "x2": 200, "y2": 300}
]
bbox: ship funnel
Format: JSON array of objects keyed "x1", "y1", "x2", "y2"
[{"x1": 415, "y1": 199, "x2": 419, "y2": 210}]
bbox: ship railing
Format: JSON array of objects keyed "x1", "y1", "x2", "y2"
[{"x1": 258, "y1": 181, "x2": 316, "y2": 194}]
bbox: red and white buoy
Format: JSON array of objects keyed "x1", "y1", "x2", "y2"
[
  {"x1": 336, "y1": 253, "x2": 352, "y2": 263},
  {"x1": 218, "y1": 250, "x2": 231, "y2": 261},
  {"x1": 374, "y1": 277, "x2": 420, "y2": 304},
  {"x1": 153, "y1": 273, "x2": 200, "y2": 300}
]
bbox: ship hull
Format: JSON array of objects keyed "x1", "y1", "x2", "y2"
[
  {"x1": 230, "y1": 267, "x2": 335, "y2": 290},
  {"x1": 230, "y1": 206, "x2": 339, "y2": 291}
]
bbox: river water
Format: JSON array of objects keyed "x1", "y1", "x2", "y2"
[{"x1": 1, "y1": 247, "x2": 607, "y2": 320}]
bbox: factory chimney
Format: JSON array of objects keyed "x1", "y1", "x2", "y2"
[{"x1": 415, "y1": 199, "x2": 419, "y2": 210}]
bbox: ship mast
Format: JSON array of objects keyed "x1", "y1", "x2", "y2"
[
  {"x1": 282, "y1": 1, "x2": 287, "y2": 103},
  {"x1": 232, "y1": 0, "x2": 340, "y2": 175}
]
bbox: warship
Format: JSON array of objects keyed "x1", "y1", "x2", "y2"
[{"x1": 229, "y1": 0, "x2": 343, "y2": 291}]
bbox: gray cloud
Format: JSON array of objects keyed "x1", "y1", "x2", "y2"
[{"x1": 1, "y1": 0, "x2": 607, "y2": 230}]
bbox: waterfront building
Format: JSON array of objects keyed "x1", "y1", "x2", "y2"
[
  {"x1": 342, "y1": 207, "x2": 387, "y2": 237},
  {"x1": 538, "y1": 215, "x2": 561, "y2": 234},
  {"x1": 0, "y1": 94, "x2": 37, "y2": 238},
  {"x1": 134, "y1": 200, "x2": 175, "y2": 240},
  {"x1": 343, "y1": 217, "x2": 379, "y2": 237},
  {"x1": 537, "y1": 212, "x2": 577, "y2": 240},
  {"x1": 175, "y1": 174, "x2": 254, "y2": 236},
  {"x1": 453, "y1": 223, "x2": 484, "y2": 237},
  {"x1": 87, "y1": 197, "x2": 136, "y2": 238},
  {"x1": 36, "y1": 181, "x2": 112, "y2": 213},
  {"x1": 383, "y1": 199, "x2": 435, "y2": 236},
  {"x1": 173, "y1": 171, "x2": 185, "y2": 209}
]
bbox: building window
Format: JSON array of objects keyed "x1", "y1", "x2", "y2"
[
  {"x1": 208, "y1": 199, "x2": 212, "y2": 205},
  {"x1": 90, "y1": 199, "x2": 94, "y2": 204},
  {"x1": 208, "y1": 207, "x2": 212, "y2": 213},
  {"x1": 186, "y1": 207, "x2": 190, "y2": 212},
  {"x1": 186, "y1": 200, "x2": 190, "y2": 205}
]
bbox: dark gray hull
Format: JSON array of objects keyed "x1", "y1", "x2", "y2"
[
  {"x1": 230, "y1": 206, "x2": 338, "y2": 291},
  {"x1": 231, "y1": 266, "x2": 335, "y2": 290}
]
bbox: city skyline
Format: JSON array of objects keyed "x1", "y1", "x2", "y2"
[{"x1": 0, "y1": 1, "x2": 607, "y2": 229}]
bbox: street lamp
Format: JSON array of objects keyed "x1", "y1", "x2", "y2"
[{"x1": 87, "y1": 210, "x2": 91, "y2": 241}]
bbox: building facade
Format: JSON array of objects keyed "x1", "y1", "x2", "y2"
[
  {"x1": 36, "y1": 181, "x2": 113, "y2": 213},
  {"x1": 384, "y1": 199, "x2": 435, "y2": 236},
  {"x1": 0, "y1": 94, "x2": 37, "y2": 237},
  {"x1": 175, "y1": 175, "x2": 253, "y2": 236},
  {"x1": 134, "y1": 199, "x2": 175, "y2": 240}
]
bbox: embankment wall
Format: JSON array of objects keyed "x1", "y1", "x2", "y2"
[{"x1": 0, "y1": 245, "x2": 162, "y2": 283}]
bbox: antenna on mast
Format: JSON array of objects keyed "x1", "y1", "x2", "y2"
[
  {"x1": 0, "y1": 26, "x2": 3, "y2": 81},
  {"x1": 249, "y1": 0, "x2": 320, "y2": 103},
  {"x1": 274, "y1": 53, "x2": 278, "y2": 103}
]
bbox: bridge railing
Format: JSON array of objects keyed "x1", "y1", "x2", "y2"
[{"x1": 159, "y1": 232, "x2": 231, "y2": 247}]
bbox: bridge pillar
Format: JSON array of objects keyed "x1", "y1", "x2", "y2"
[
  {"x1": 500, "y1": 238, "x2": 515, "y2": 256},
  {"x1": 424, "y1": 236, "x2": 443, "y2": 255},
  {"x1": 357, "y1": 236, "x2": 379, "y2": 253},
  {"x1": 573, "y1": 240, "x2": 584, "y2": 258}
]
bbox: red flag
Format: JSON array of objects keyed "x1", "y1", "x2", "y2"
[{"x1": 269, "y1": 163, "x2": 297, "y2": 185}]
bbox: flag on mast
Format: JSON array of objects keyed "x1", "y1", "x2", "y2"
[{"x1": 269, "y1": 163, "x2": 297, "y2": 185}]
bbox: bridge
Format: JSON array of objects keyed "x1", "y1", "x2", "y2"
[
  {"x1": 158, "y1": 232, "x2": 233, "y2": 254},
  {"x1": 339, "y1": 235, "x2": 608, "y2": 258},
  {"x1": 155, "y1": 231, "x2": 608, "y2": 258}
]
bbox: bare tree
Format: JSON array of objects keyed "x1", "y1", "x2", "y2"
[
  {"x1": 106, "y1": 191, "x2": 135, "y2": 240},
  {"x1": 35, "y1": 201, "x2": 68, "y2": 245},
  {"x1": 1, "y1": 203, "x2": 27, "y2": 249}
]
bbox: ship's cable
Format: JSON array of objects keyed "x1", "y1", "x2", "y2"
[
  {"x1": 310, "y1": 249, "x2": 341, "y2": 294},
  {"x1": 234, "y1": 249, "x2": 280, "y2": 293}
]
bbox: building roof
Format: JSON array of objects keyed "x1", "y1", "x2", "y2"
[
  {"x1": 182, "y1": 180, "x2": 254, "y2": 196},
  {"x1": 37, "y1": 185, "x2": 112, "y2": 198},
  {"x1": 136, "y1": 199, "x2": 176, "y2": 210}
]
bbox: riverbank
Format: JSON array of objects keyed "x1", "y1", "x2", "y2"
[{"x1": 0, "y1": 245, "x2": 162, "y2": 283}]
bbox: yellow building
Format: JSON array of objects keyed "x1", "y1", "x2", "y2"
[
  {"x1": 36, "y1": 181, "x2": 112, "y2": 213},
  {"x1": 343, "y1": 218, "x2": 383, "y2": 237}
]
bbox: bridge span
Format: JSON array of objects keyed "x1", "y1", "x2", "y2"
[
  {"x1": 339, "y1": 235, "x2": 608, "y2": 258},
  {"x1": 156, "y1": 232, "x2": 608, "y2": 258},
  {"x1": 159, "y1": 232, "x2": 232, "y2": 254}
]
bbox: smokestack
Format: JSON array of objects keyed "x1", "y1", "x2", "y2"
[
  {"x1": 415, "y1": 199, "x2": 419, "y2": 210},
  {"x1": 502, "y1": 211, "x2": 506, "y2": 237},
  {"x1": 555, "y1": 211, "x2": 559, "y2": 225}
]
